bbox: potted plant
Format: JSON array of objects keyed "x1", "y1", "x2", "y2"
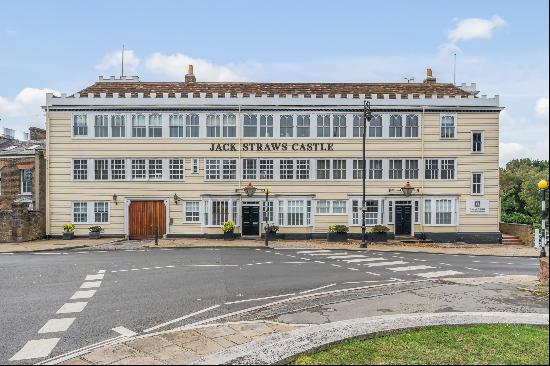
[
  {"x1": 222, "y1": 220, "x2": 236, "y2": 241},
  {"x1": 368, "y1": 225, "x2": 390, "y2": 242},
  {"x1": 88, "y1": 226, "x2": 104, "y2": 239},
  {"x1": 328, "y1": 225, "x2": 349, "y2": 242},
  {"x1": 62, "y1": 224, "x2": 75, "y2": 240},
  {"x1": 265, "y1": 225, "x2": 279, "y2": 241}
]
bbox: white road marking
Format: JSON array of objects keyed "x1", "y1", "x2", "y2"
[
  {"x1": 330, "y1": 264, "x2": 342, "y2": 267},
  {"x1": 365, "y1": 261, "x2": 408, "y2": 267},
  {"x1": 388, "y1": 265, "x2": 435, "y2": 272},
  {"x1": 119, "y1": 269, "x2": 128, "y2": 272},
  {"x1": 343, "y1": 258, "x2": 387, "y2": 263},
  {"x1": 85, "y1": 274, "x2": 104, "y2": 281},
  {"x1": 299, "y1": 284, "x2": 336, "y2": 294},
  {"x1": 70, "y1": 290, "x2": 96, "y2": 300},
  {"x1": 111, "y1": 271, "x2": 118, "y2": 273},
  {"x1": 112, "y1": 326, "x2": 137, "y2": 337},
  {"x1": 80, "y1": 281, "x2": 102, "y2": 289},
  {"x1": 38, "y1": 318, "x2": 76, "y2": 334},
  {"x1": 307, "y1": 252, "x2": 348, "y2": 256},
  {"x1": 97, "y1": 270, "x2": 106, "y2": 274},
  {"x1": 225, "y1": 292, "x2": 296, "y2": 305},
  {"x1": 344, "y1": 280, "x2": 380, "y2": 284},
  {"x1": 300, "y1": 258, "x2": 311, "y2": 261},
  {"x1": 296, "y1": 250, "x2": 332, "y2": 254},
  {"x1": 154, "y1": 266, "x2": 163, "y2": 269},
  {"x1": 143, "y1": 305, "x2": 220, "y2": 333},
  {"x1": 326, "y1": 255, "x2": 367, "y2": 259},
  {"x1": 365, "y1": 271, "x2": 381, "y2": 276},
  {"x1": 283, "y1": 261, "x2": 307, "y2": 264},
  {"x1": 10, "y1": 338, "x2": 61, "y2": 361},
  {"x1": 34, "y1": 253, "x2": 60, "y2": 255},
  {"x1": 464, "y1": 267, "x2": 480, "y2": 271},
  {"x1": 142, "y1": 267, "x2": 151, "y2": 270},
  {"x1": 131, "y1": 268, "x2": 139, "y2": 271},
  {"x1": 314, "y1": 260, "x2": 325, "y2": 264},
  {"x1": 56, "y1": 302, "x2": 87, "y2": 314},
  {"x1": 417, "y1": 270, "x2": 463, "y2": 278},
  {"x1": 347, "y1": 268, "x2": 359, "y2": 271},
  {"x1": 0, "y1": 252, "x2": 14, "y2": 255}
]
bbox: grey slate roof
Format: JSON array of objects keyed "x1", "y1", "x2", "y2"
[{"x1": 0, "y1": 138, "x2": 45, "y2": 157}]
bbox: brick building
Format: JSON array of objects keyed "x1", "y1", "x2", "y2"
[{"x1": 0, "y1": 128, "x2": 47, "y2": 242}]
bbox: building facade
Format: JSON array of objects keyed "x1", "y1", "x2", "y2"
[
  {"x1": 0, "y1": 131, "x2": 47, "y2": 242},
  {"x1": 45, "y1": 68, "x2": 502, "y2": 243}
]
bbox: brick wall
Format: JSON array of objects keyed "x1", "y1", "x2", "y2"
[
  {"x1": 0, "y1": 150, "x2": 46, "y2": 242},
  {"x1": 499, "y1": 222, "x2": 534, "y2": 246},
  {"x1": 0, "y1": 205, "x2": 45, "y2": 242}
]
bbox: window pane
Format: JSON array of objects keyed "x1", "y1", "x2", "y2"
[
  {"x1": 369, "y1": 160, "x2": 383, "y2": 180},
  {"x1": 369, "y1": 115, "x2": 382, "y2": 137},
  {"x1": 242, "y1": 159, "x2": 257, "y2": 180},
  {"x1": 223, "y1": 114, "x2": 236, "y2": 137},
  {"x1": 333, "y1": 159, "x2": 346, "y2": 179},
  {"x1": 94, "y1": 115, "x2": 108, "y2": 137},
  {"x1": 111, "y1": 115, "x2": 125, "y2": 137},
  {"x1": 94, "y1": 159, "x2": 109, "y2": 180},
  {"x1": 317, "y1": 115, "x2": 330, "y2": 137},
  {"x1": 441, "y1": 159, "x2": 455, "y2": 180},
  {"x1": 94, "y1": 202, "x2": 109, "y2": 223},
  {"x1": 21, "y1": 169, "x2": 32, "y2": 194},
  {"x1": 206, "y1": 159, "x2": 220, "y2": 180},
  {"x1": 425, "y1": 159, "x2": 439, "y2": 179},
  {"x1": 297, "y1": 115, "x2": 310, "y2": 137},
  {"x1": 405, "y1": 160, "x2": 419, "y2": 180},
  {"x1": 206, "y1": 115, "x2": 221, "y2": 137},
  {"x1": 353, "y1": 115, "x2": 364, "y2": 138},
  {"x1": 441, "y1": 115, "x2": 455, "y2": 138},
  {"x1": 132, "y1": 114, "x2": 146, "y2": 137},
  {"x1": 73, "y1": 115, "x2": 88, "y2": 136},
  {"x1": 332, "y1": 115, "x2": 346, "y2": 137},
  {"x1": 259, "y1": 159, "x2": 274, "y2": 179},
  {"x1": 132, "y1": 159, "x2": 146, "y2": 179},
  {"x1": 316, "y1": 159, "x2": 330, "y2": 179},
  {"x1": 169, "y1": 159, "x2": 185, "y2": 180},
  {"x1": 185, "y1": 201, "x2": 200, "y2": 222},
  {"x1": 296, "y1": 159, "x2": 310, "y2": 179},
  {"x1": 149, "y1": 114, "x2": 163, "y2": 137},
  {"x1": 243, "y1": 115, "x2": 257, "y2": 137},
  {"x1": 169, "y1": 115, "x2": 184, "y2": 137},
  {"x1": 280, "y1": 115, "x2": 293, "y2": 137},
  {"x1": 259, "y1": 115, "x2": 273, "y2": 137},
  {"x1": 73, "y1": 202, "x2": 88, "y2": 223},
  {"x1": 186, "y1": 114, "x2": 200, "y2": 137},
  {"x1": 111, "y1": 159, "x2": 126, "y2": 180},
  {"x1": 280, "y1": 159, "x2": 294, "y2": 179},
  {"x1": 389, "y1": 160, "x2": 403, "y2": 180},
  {"x1": 405, "y1": 114, "x2": 419, "y2": 137},
  {"x1": 389, "y1": 115, "x2": 403, "y2": 137},
  {"x1": 222, "y1": 159, "x2": 236, "y2": 180},
  {"x1": 353, "y1": 159, "x2": 364, "y2": 179},
  {"x1": 74, "y1": 159, "x2": 88, "y2": 180}
]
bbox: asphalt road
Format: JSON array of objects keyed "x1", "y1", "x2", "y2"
[{"x1": 0, "y1": 247, "x2": 540, "y2": 364}]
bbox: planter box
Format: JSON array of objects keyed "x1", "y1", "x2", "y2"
[
  {"x1": 89, "y1": 232, "x2": 101, "y2": 239},
  {"x1": 265, "y1": 232, "x2": 277, "y2": 241},
  {"x1": 62, "y1": 232, "x2": 75, "y2": 240},
  {"x1": 223, "y1": 232, "x2": 235, "y2": 241},
  {"x1": 328, "y1": 232, "x2": 348, "y2": 242},
  {"x1": 368, "y1": 233, "x2": 388, "y2": 242}
]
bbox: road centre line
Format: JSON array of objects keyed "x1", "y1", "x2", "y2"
[
  {"x1": 80, "y1": 281, "x2": 102, "y2": 289},
  {"x1": 389, "y1": 265, "x2": 435, "y2": 272},
  {"x1": 38, "y1": 318, "x2": 76, "y2": 334},
  {"x1": 56, "y1": 302, "x2": 88, "y2": 314},
  {"x1": 85, "y1": 274, "x2": 104, "y2": 281},
  {"x1": 143, "y1": 305, "x2": 220, "y2": 333},
  {"x1": 112, "y1": 326, "x2": 138, "y2": 337},
  {"x1": 70, "y1": 290, "x2": 96, "y2": 300}
]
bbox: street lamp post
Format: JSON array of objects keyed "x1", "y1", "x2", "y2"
[
  {"x1": 538, "y1": 179, "x2": 548, "y2": 257},
  {"x1": 238, "y1": 182, "x2": 270, "y2": 247},
  {"x1": 361, "y1": 101, "x2": 373, "y2": 248}
]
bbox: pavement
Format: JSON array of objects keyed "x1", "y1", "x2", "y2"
[
  {"x1": 1, "y1": 246, "x2": 547, "y2": 365},
  {"x1": 0, "y1": 238, "x2": 122, "y2": 253}
]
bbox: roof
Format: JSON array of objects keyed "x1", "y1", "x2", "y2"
[
  {"x1": 76, "y1": 81, "x2": 473, "y2": 99},
  {"x1": 0, "y1": 138, "x2": 45, "y2": 157}
]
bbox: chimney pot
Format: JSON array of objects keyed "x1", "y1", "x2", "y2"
[{"x1": 185, "y1": 64, "x2": 196, "y2": 83}]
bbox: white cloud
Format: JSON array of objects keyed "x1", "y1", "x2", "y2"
[
  {"x1": 535, "y1": 97, "x2": 549, "y2": 119},
  {"x1": 0, "y1": 87, "x2": 59, "y2": 117},
  {"x1": 441, "y1": 15, "x2": 506, "y2": 55},
  {"x1": 145, "y1": 53, "x2": 246, "y2": 82},
  {"x1": 96, "y1": 49, "x2": 140, "y2": 73}
]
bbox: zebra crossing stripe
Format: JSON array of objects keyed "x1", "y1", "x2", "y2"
[
  {"x1": 326, "y1": 255, "x2": 367, "y2": 259},
  {"x1": 296, "y1": 250, "x2": 332, "y2": 254},
  {"x1": 9, "y1": 338, "x2": 61, "y2": 361},
  {"x1": 417, "y1": 270, "x2": 463, "y2": 278}
]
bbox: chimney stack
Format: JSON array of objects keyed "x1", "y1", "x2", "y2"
[
  {"x1": 423, "y1": 68, "x2": 437, "y2": 84},
  {"x1": 185, "y1": 64, "x2": 196, "y2": 83}
]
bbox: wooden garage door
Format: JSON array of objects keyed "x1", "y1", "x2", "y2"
[{"x1": 129, "y1": 201, "x2": 166, "y2": 240}]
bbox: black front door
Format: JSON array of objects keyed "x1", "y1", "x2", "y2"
[
  {"x1": 395, "y1": 205, "x2": 412, "y2": 236},
  {"x1": 242, "y1": 205, "x2": 260, "y2": 236}
]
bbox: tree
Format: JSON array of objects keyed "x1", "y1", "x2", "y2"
[{"x1": 500, "y1": 158, "x2": 549, "y2": 228}]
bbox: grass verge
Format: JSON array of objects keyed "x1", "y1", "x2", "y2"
[{"x1": 291, "y1": 324, "x2": 549, "y2": 365}]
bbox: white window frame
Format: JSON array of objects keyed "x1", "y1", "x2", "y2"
[
  {"x1": 349, "y1": 198, "x2": 381, "y2": 226},
  {"x1": 72, "y1": 201, "x2": 110, "y2": 224},
  {"x1": 72, "y1": 114, "x2": 88, "y2": 137},
  {"x1": 423, "y1": 197, "x2": 457, "y2": 226},
  {"x1": 471, "y1": 131, "x2": 484, "y2": 153},
  {"x1": 20, "y1": 168, "x2": 33, "y2": 195},
  {"x1": 184, "y1": 201, "x2": 200, "y2": 223},
  {"x1": 471, "y1": 172, "x2": 484, "y2": 195},
  {"x1": 440, "y1": 114, "x2": 457, "y2": 139}
]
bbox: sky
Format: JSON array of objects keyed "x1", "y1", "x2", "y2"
[{"x1": 0, "y1": 0, "x2": 548, "y2": 166}]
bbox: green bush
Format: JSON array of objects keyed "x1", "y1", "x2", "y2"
[
  {"x1": 370, "y1": 225, "x2": 390, "y2": 233},
  {"x1": 328, "y1": 225, "x2": 349, "y2": 234},
  {"x1": 63, "y1": 223, "x2": 75, "y2": 232},
  {"x1": 222, "y1": 220, "x2": 235, "y2": 233},
  {"x1": 501, "y1": 212, "x2": 535, "y2": 225}
]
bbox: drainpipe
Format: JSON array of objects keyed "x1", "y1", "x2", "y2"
[{"x1": 420, "y1": 105, "x2": 426, "y2": 237}]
